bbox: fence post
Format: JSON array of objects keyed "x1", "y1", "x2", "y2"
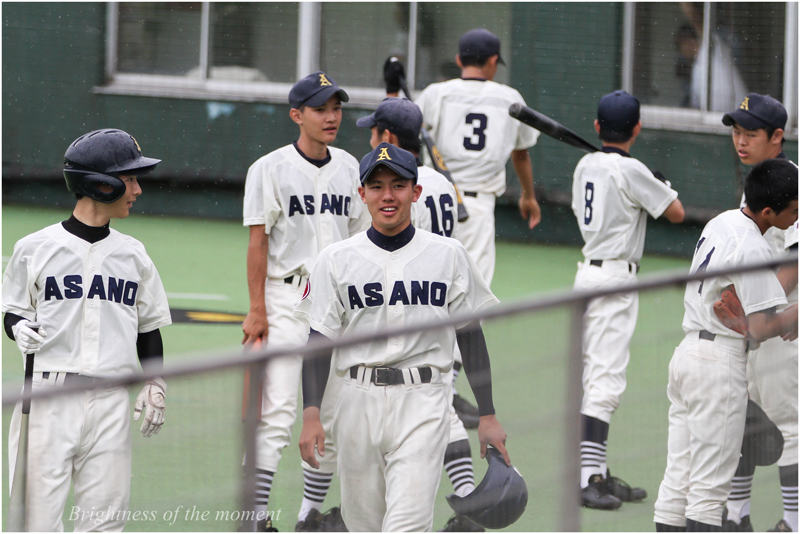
[
  {"x1": 241, "y1": 360, "x2": 266, "y2": 532},
  {"x1": 560, "y1": 299, "x2": 587, "y2": 531}
]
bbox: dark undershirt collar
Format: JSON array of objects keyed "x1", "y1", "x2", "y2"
[
  {"x1": 777, "y1": 151, "x2": 787, "y2": 160},
  {"x1": 293, "y1": 142, "x2": 331, "y2": 168},
  {"x1": 62, "y1": 215, "x2": 110, "y2": 244},
  {"x1": 739, "y1": 208, "x2": 761, "y2": 232},
  {"x1": 601, "y1": 146, "x2": 631, "y2": 158},
  {"x1": 367, "y1": 224, "x2": 415, "y2": 252},
  {"x1": 461, "y1": 77, "x2": 487, "y2": 82}
]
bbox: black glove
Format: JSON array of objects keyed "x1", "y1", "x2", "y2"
[
  {"x1": 384, "y1": 57, "x2": 406, "y2": 94},
  {"x1": 652, "y1": 170, "x2": 671, "y2": 187}
]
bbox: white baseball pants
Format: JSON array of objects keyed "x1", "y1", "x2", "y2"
[
  {"x1": 573, "y1": 259, "x2": 639, "y2": 423},
  {"x1": 8, "y1": 374, "x2": 131, "y2": 532},
  {"x1": 453, "y1": 192, "x2": 496, "y2": 286},
  {"x1": 333, "y1": 367, "x2": 449, "y2": 532},
  {"x1": 654, "y1": 332, "x2": 748, "y2": 527}
]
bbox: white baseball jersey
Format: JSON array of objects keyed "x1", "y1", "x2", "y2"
[
  {"x1": 412, "y1": 165, "x2": 458, "y2": 238},
  {"x1": 572, "y1": 149, "x2": 678, "y2": 263},
  {"x1": 682, "y1": 209, "x2": 788, "y2": 337},
  {"x1": 415, "y1": 79, "x2": 539, "y2": 195},
  {"x1": 243, "y1": 144, "x2": 370, "y2": 279},
  {"x1": 294, "y1": 228, "x2": 498, "y2": 375},
  {"x1": 2, "y1": 224, "x2": 171, "y2": 377},
  {"x1": 786, "y1": 220, "x2": 799, "y2": 306}
]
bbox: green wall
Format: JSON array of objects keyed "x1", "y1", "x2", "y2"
[{"x1": 3, "y1": 3, "x2": 797, "y2": 257}]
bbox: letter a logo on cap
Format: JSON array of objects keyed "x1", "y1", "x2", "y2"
[
  {"x1": 740, "y1": 97, "x2": 749, "y2": 111},
  {"x1": 319, "y1": 74, "x2": 332, "y2": 87},
  {"x1": 377, "y1": 147, "x2": 392, "y2": 161}
]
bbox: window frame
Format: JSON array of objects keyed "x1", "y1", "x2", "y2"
[
  {"x1": 622, "y1": 2, "x2": 798, "y2": 138},
  {"x1": 97, "y1": 2, "x2": 419, "y2": 106}
]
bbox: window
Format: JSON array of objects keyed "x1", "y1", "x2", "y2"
[
  {"x1": 625, "y1": 2, "x2": 797, "y2": 134},
  {"x1": 101, "y1": 2, "x2": 512, "y2": 105}
]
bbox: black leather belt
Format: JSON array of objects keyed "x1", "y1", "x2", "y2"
[
  {"x1": 463, "y1": 191, "x2": 478, "y2": 198},
  {"x1": 285, "y1": 276, "x2": 295, "y2": 284},
  {"x1": 589, "y1": 259, "x2": 640, "y2": 274},
  {"x1": 350, "y1": 366, "x2": 432, "y2": 386},
  {"x1": 699, "y1": 330, "x2": 716, "y2": 341},
  {"x1": 41, "y1": 372, "x2": 99, "y2": 386}
]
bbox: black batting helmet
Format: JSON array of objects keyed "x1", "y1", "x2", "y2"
[
  {"x1": 742, "y1": 399, "x2": 784, "y2": 467},
  {"x1": 63, "y1": 129, "x2": 161, "y2": 203},
  {"x1": 446, "y1": 448, "x2": 528, "y2": 529}
]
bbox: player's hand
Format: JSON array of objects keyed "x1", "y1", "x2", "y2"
[
  {"x1": 383, "y1": 56, "x2": 406, "y2": 95},
  {"x1": 780, "y1": 304, "x2": 798, "y2": 341},
  {"x1": 478, "y1": 414, "x2": 510, "y2": 466},
  {"x1": 12, "y1": 321, "x2": 46, "y2": 356},
  {"x1": 519, "y1": 194, "x2": 541, "y2": 230},
  {"x1": 242, "y1": 308, "x2": 269, "y2": 345},
  {"x1": 299, "y1": 407, "x2": 325, "y2": 469},
  {"x1": 134, "y1": 377, "x2": 167, "y2": 437}
]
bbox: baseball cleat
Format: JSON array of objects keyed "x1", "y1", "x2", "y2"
[
  {"x1": 581, "y1": 474, "x2": 622, "y2": 510},
  {"x1": 721, "y1": 508, "x2": 754, "y2": 532},
  {"x1": 767, "y1": 519, "x2": 792, "y2": 532},
  {"x1": 321, "y1": 507, "x2": 348, "y2": 532},
  {"x1": 605, "y1": 469, "x2": 647, "y2": 502},
  {"x1": 295, "y1": 509, "x2": 324, "y2": 532},
  {"x1": 438, "y1": 514, "x2": 486, "y2": 532},
  {"x1": 453, "y1": 394, "x2": 480, "y2": 429}
]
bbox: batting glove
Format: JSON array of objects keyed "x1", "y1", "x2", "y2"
[
  {"x1": 11, "y1": 321, "x2": 46, "y2": 356},
  {"x1": 134, "y1": 377, "x2": 167, "y2": 437},
  {"x1": 383, "y1": 57, "x2": 406, "y2": 94}
]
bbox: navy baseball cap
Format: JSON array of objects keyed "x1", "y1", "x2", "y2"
[
  {"x1": 289, "y1": 71, "x2": 349, "y2": 109},
  {"x1": 459, "y1": 28, "x2": 506, "y2": 66},
  {"x1": 597, "y1": 90, "x2": 640, "y2": 133},
  {"x1": 722, "y1": 93, "x2": 787, "y2": 131},
  {"x1": 359, "y1": 142, "x2": 418, "y2": 184},
  {"x1": 356, "y1": 98, "x2": 423, "y2": 140}
]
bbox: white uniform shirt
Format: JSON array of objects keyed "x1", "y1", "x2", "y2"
[
  {"x1": 2, "y1": 224, "x2": 172, "y2": 377},
  {"x1": 784, "y1": 220, "x2": 798, "y2": 307},
  {"x1": 412, "y1": 165, "x2": 458, "y2": 238},
  {"x1": 415, "y1": 79, "x2": 540, "y2": 195},
  {"x1": 572, "y1": 150, "x2": 678, "y2": 263},
  {"x1": 294, "y1": 229, "x2": 498, "y2": 375},
  {"x1": 682, "y1": 209, "x2": 788, "y2": 337},
  {"x1": 243, "y1": 145, "x2": 370, "y2": 280}
]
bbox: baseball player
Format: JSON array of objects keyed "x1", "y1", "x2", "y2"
[
  {"x1": 295, "y1": 143, "x2": 510, "y2": 532},
  {"x1": 653, "y1": 158, "x2": 798, "y2": 531},
  {"x1": 719, "y1": 94, "x2": 798, "y2": 532},
  {"x1": 356, "y1": 97, "x2": 484, "y2": 532},
  {"x1": 2, "y1": 128, "x2": 171, "y2": 531},
  {"x1": 572, "y1": 91, "x2": 685, "y2": 510},
  {"x1": 241, "y1": 71, "x2": 370, "y2": 531}
]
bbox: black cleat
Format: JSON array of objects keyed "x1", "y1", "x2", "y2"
[
  {"x1": 438, "y1": 514, "x2": 485, "y2": 532},
  {"x1": 581, "y1": 474, "x2": 622, "y2": 510},
  {"x1": 453, "y1": 394, "x2": 480, "y2": 429},
  {"x1": 767, "y1": 519, "x2": 792, "y2": 532},
  {"x1": 321, "y1": 507, "x2": 348, "y2": 532},
  {"x1": 721, "y1": 508, "x2": 753, "y2": 532},
  {"x1": 605, "y1": 469, "x2": 647, "y2": 502},
  {"x1": 295, "y1": 509, "x2": 324, "y2": 532},
  {"x1": 239, "y1": 518, "x2": 279, "y2": 532}
]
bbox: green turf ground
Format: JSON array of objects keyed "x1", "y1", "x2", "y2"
[{"x1": 2, "y1": 205, "x2": 785, "y2": 531}]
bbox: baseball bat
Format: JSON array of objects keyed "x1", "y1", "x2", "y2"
[
  {"x1": 390, "y1": 59, "x2": 469, "y2": 222},
  {"x1": 508, "y1": 103, "x2": 600, "y2": 153},
  {"x1": 8, "y1": 323, "x2": 39, "y2": 532}
]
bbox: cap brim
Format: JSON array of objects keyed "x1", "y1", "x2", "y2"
[
  {"x1": 360, "y1": 160, "x2": 416, "y2": 183},
  {"x1": 303, "y1": 87, "x2": 349, "y2": 108},
  {"x1": 498, "y1": 54, "x2": 506, "y2": 66},
  {"x1": 722, "y1": 110, "x2": 768, "y2": 130},
  {"x1": 108, "y1": 156, "x2": 162, "y2": 175},
  {"x1": 356, "y1": 113, "x2": 378, "y2": 129}
]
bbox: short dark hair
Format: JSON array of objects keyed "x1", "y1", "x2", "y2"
[
  {"x1": 598, "y1": 126, "x2": 635, "y2": 143},
  {"x1": 459, "y1": 55, "x2": 490, "y2": 68},
  {"x1": 764, "y1": 125, "x2": 786, "y2": 146},
  {"x1": 376, "y1": 125, "x2": 422, "y2": 154},
  {"x1": 744, "y1": 158, "x2": 798, "y2": 214}
]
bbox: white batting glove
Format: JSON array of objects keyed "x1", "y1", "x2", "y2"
[
  {"x1": 134, "y1": 377, "x2": 167, "y2": 437},
  {"x1": 11, "y1": 321, "x2": 46, "y2": 356}
]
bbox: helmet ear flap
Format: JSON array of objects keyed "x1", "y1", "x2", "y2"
[
  {"x1": 63, "y1": 169, "x2": 126, "y2": 204},
  {"x1": 445, "y1": 448, "x2": 528, "y2": 529}
]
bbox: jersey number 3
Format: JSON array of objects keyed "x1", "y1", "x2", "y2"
[{"x1": 463, "y1": 113, "x2": 488, "y2": 151}]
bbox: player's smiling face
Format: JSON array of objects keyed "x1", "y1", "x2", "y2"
[
  {"x1": 731, "y1": 124, "x2": 783, "y2": 165},
  {"x1": 359, "y1": 166, "x2": 422, "y2": 236},
  {"x1": 295, "y1": 96, "x2": 342, "y2": 145}
]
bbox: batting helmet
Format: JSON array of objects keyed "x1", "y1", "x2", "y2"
[
  {"x1": 742, "y1": 399, "x2": 784, "y2": 467},
  {"x1": 63, "y1": 129, "x2": 161, "y2": 203},
  {"x1": 446, "y1": 448, "x2": 528, "y2": 529}
]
